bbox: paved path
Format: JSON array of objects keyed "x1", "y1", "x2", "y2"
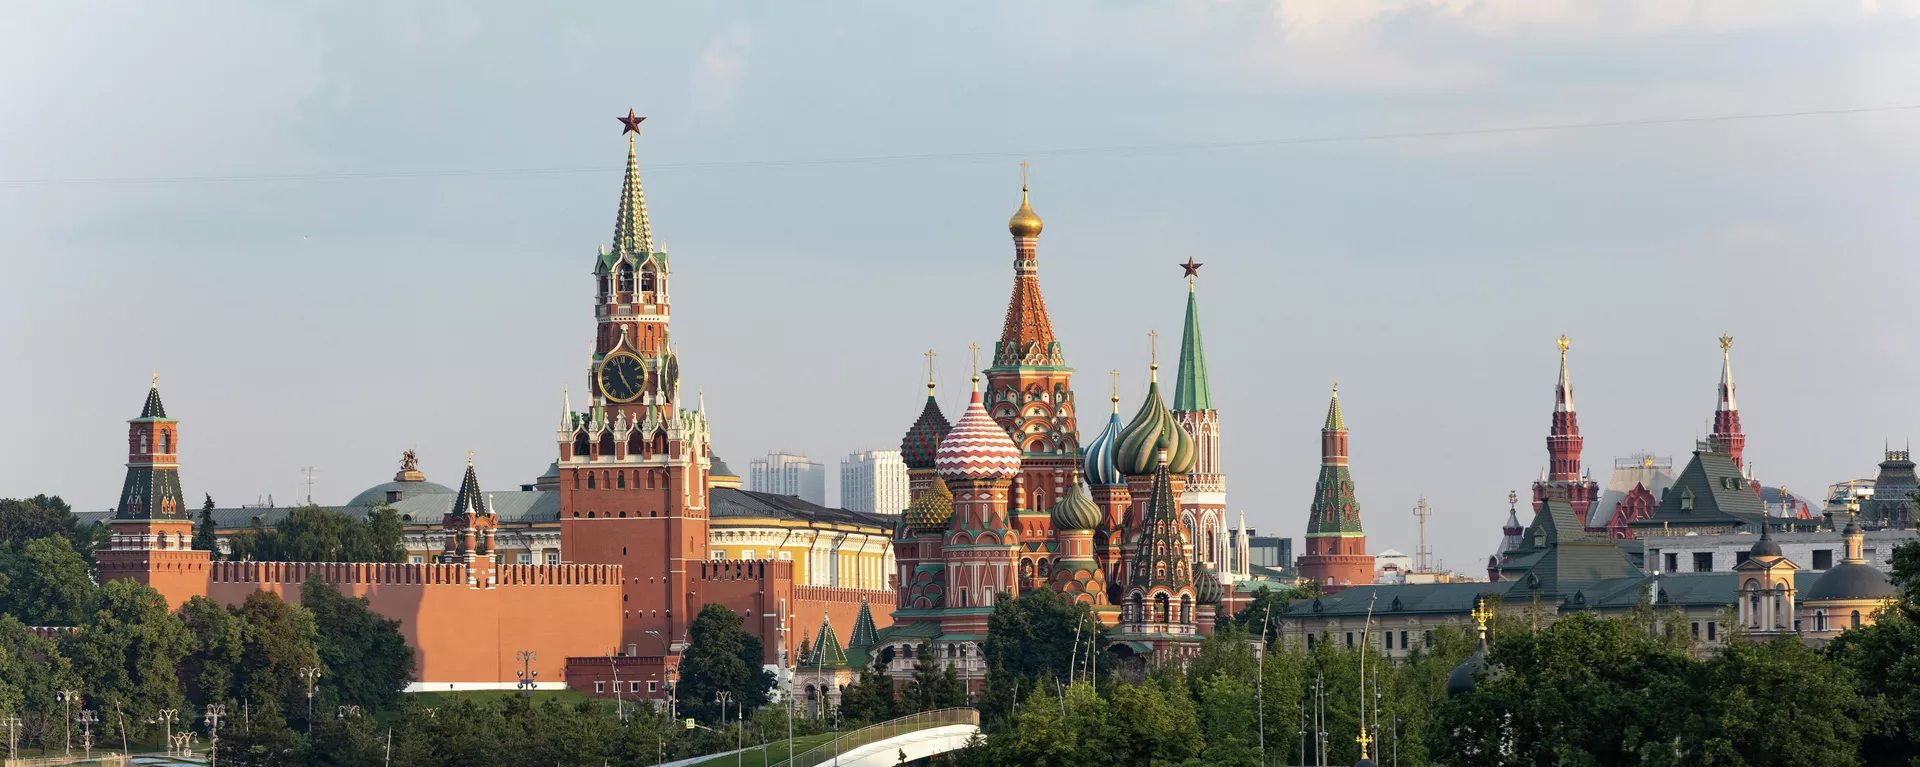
[{"x1": 813, "y1": 724, "x2": 978, "y2": 767}]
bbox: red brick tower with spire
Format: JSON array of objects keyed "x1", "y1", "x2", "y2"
[
  {"x1": 984, "y1": 165, "x2": 1080, "y2": 517},
  {"x1": 1297, "y1": 385, "x2": 1371, "y2": 590},
  {"x1": 1171, "y1": 259, "x2": 1228, "y2": 576},
  {"x1": 1534, "y1": 336, "x2": 1599, "y2": 516},
  {"x1": 1709, "y1": 334, "x2": 1746, "y2": 469},
  {"x1": 557, "y1": 110, "x2": 715, "y2": 651},
  {"x1": 97, "y1": 377, "x2": 213, "y2": 597}
]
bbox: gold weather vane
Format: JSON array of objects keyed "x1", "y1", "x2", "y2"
[
  {"x1": 924, "y1": 349, "x2": 938, "y2": 393},
  {"x1": 1720, "y1": 333, "x2": 1734, "y2": 353},
  {"x1": 1558, "y1": 335, "x2": 1570, "y2": 355}
]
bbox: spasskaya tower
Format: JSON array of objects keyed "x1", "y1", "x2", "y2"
[{"x1": 557, "y1": 110, "x2": 714, "y2": 650}]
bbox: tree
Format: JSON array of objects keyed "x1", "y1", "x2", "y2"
[
  {"x1": 223, "y1": 505, "x2": 405, "y2": 564},
  {"x1": 676, "y1": 603, "x2": 774, "y2": 723},
  {"x1": 901, "y1": 642, "x2": 965, "y2": 714},
  {"x1": 0, "y1": 535, "x2": 96, "y2": 626},
  {"x1": 180, "y1": 595, "x2": 245, "y2": 705},
  {"x1": 216, "y1": 702, "x2": 297, "y2": 767},
  {"x1": 1106, "y1": 674, "x2": 1203, "y2": 767},
  {"x1": 1228, "y1": 582, "x2": 1317, "y2": 638},
  {"x1": 302, "y1": 575, "x2": 414, "y2": 711},
  {"x1": 837, "y1": 661, "x2": 898, "y2": 725},
  {"x1": 0, "y1": 614, "x2": 79, "y2": 751},
  {"x1": 60, "y1": 579, "x2": 191, "y2": 745},
  {"x1": 1196, "y1": 672, "x2": 1261, "y2": 767},
  {"x1": 1829, "y1": 539, "x2": 1920, "y2": 764},
  {"x1": 1701, "y1": 636, "x2": 1874, "y2": 766},
  {"x1": 0, "y1": 496, "x2": 86, "y2": 552},
  {"x1": 194, "y1": 494, "x2": 220, "y2": 552},
  {"x1": 233, "y1": 590, "x2": 321, "y2": 717},
  {"x1": 301, "y1": 709, "x2": 386, "y2": 767},
  {"x1": 981, "y1": 590, "x2": 1094, "y2": 723}
]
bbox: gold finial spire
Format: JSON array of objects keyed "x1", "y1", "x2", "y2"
[
  {"x1": 1008, "y1": 162, "x2": 1043, "y2": 238},
  {"x1": 1356, "y1": 731, "x2": 1374, "y2": 761},
  {"x1": 1508, "y1": 489, "x2": 1518, "y2": 507},
  {"x1": 924, "y1": 349, "x2": 938, "y2": 394},
  {"x1": 968, "y1": 343, "x2": 981, "y2": 391},
  {"x1": 1332, "y1": 379, "x2": 1339, "y2": 394},
  {"x1": 1470, "y1": 595, "x2": 1493, "y2": 640},
  {"x1": 1720, "y1": 333, "x2": 1733, "y2": 353},
  {"x1": 151, "y1": 370, "x2": 159, "y2": 387},
  {"x1": 1148, "y1": 330, "x2": 1159, "y2": 382},
  {"x1": 1110, "y1": 369, "x2": 1121, "y2": 413},
  {"x1": 1557, "y1": 334, "x2": 1570, "y2": 355},
  {"x1": 467, "y1": 451, "x2": 474, "y2": 466}
]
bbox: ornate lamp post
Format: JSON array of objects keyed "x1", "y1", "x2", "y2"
[
  {"x1": 337, "y1": 705, "x2": 361, "y2": 719},
  {"x1": 2, "y1": 712, "x2": 19, "y2": 761},
  {"x1": 516, "y1": 650, "x2": 539, "y2": 697},
  {"x1": 156, "y1": 708, "x2": 178, "y2": 756},
  {"x1": 299, "y1": 666, "x2": 323, "y2": 729},
  {"x1": 55, "y1": 689, "x2": 79, "y2": 756},
  {"x1": 646, "y1": 630, "x2": 676, "y2": 719},
  {"x1": 76, "y1": 710, "x2": 98, "y2": 760},
  {"x1": 204, "y1": 703, "x2": 226, "y2": 767}
]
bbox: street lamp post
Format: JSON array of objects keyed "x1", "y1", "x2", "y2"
[
  {"x1": 1257, "y1": 604, "x2": 1270, "y2": 764},
  {"x1": 736, "y1": 708, "x2": 744, "y2": 767},
  {"x1": 204, "y1": 703, "x2": 226, "y2": 767},
  {"x1": 645, "y1": 630, "x2": 676, "y2": 719},
  {"x1": 76, "y1": 710, "x2": 97, "y2": 761},
  {"x1": 157, "y1": 708, "x2": 178, "y2": 757},
  {"x1": 55, "y1": 689, "x2": 78, "y2": 756},
  {"x1": 299, "y1": 667, "x2": 323, "y2": 730},
  {"x1": 338, "y1": 705, "x2": 360, "y2": 719},
  {"x1": 2, "y1": 712, "x2": 18, "y2": 761},
  {"x1": 516, "y1": 650, "x2": 539, "y2": 697},
  {"x1": 607, "y1": 652, "x2": 626, "y2": 722}
]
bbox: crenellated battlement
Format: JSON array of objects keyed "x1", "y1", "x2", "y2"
[
  {"x1": 694, "y1": 559, "x2": 791, "y2": 582},
  {"x1": 204, "y1": 560, "x2": 623, "y2": 587}
]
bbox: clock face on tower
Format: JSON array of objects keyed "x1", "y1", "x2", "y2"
[{"x1": 598, "y1": 352, "x2": 648, "y2": 403}]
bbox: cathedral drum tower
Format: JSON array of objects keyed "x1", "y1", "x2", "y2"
[
  {"x1": 557, "y1": 110, "x2": 714, "y2": 651},
  {"x1": 983, "y1": 167, "x2": 1081, "y2": 516}
]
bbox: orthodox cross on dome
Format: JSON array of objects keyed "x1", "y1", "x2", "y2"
[
  {"x1": 924, "y1": 349, "x2": 938, "y2": 393},
  {"x1": 1019, "y1": 160, "x2": 1029, "y2": 189},
  {"x1": 968, "y1": 342, "x2": 981, "y2": 388},
  {"x1": 1148, "y1": 330, "x2": 1159, "y2": 377},
  {"x1": 618, "y1": 108, "x2": 646, "y2": 135}
]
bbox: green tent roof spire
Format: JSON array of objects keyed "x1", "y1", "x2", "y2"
[
  {"x1": 1172, "y1": 281, "x2": 1213, "y2": 412},
  {"x1": 1324, "y1": 383, "x2": 1346, "y2": 431}
]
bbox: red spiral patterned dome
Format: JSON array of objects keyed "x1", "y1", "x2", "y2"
[{"x1": 935, "y1": 389, "x2": 1022, "y2": 481}]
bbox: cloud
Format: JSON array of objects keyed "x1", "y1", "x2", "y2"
[{"x1": 690, "y1": 24, "x2": 752, "y2": 124}]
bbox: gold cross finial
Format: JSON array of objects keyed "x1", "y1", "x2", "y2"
[
  {"x1": 968, "y1": 343, "x2": 981, "y2": 390},
  {"x1": 924, "y1": 349, "x2": 938, "y2": 393},
  {"x1": 1557, "y1": 335, "x2": 1570, "y2": 355},
  {"x1": 1148, "y1": 330, "x2": 1160, "y2": 382},
  {"x1": 1720, "y1": 333, "x2": 1733, "y2": 353},
  {"x1": 1356, "y1": 731, "x2": 1374, "y2": 760},
  {"x1": 1019, "y1": 160, "x2": 1030, "y2": 191},
  {"x1": 1470, "y1": 595, "x2": 1493, "y2": 639}
]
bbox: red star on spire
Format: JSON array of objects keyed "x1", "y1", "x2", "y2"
[
  {"x1": 618, "y1": 108, "x2": 646, "y2": 135},
  {"x1": 1179, "y1": 257, "x2": 1204, "y2": 279}
]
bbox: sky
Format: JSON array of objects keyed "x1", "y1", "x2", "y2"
[{"x1": 5, "y1": 1, "x2": 1920, "y2": 573}]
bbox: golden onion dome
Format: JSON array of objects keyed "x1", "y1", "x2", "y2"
[
  {"x1": 904, "y1": 476, "x2": 956, "y2": 534},
  {"x1": 1008, "y1": 185, "x2": 1043, "y2": 239}
]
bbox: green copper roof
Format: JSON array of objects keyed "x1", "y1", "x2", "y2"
[
  {"x1": 141, "y1": 383, "x2": 169, "y2": 420},
  {"x1": 1324, "y1": 388, "x2": 1345, "y2": 431},
  {"x1": 1305, "y1": 463, "x2": 1363, "y2": 536},
  {"x1": 811, "y1": 617, "x2": 848, "y2": 669},
  {"x1": 1116, "y1": 378, "x2": 1196, "y2": 476},
  {"x1": 1172, "y1": 287, "x2": 1213, "y2": 412},
  {"x1": 848, "y1": 600, "x2": 879, "y2": 649}
]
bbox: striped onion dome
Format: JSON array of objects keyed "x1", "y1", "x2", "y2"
[
  {"x1": 1049, "y1": 482, "x2": 1103, "y2": 532},
  {"x1": 935, "y1": 388, "x2": 1023, "y2": 481},
  {"x1": 904, "y1": 475, "x2": 956, "y2": 534},
  {"x1": 899, "y1": 393, "x2": 951, "y2": 471},
  {"x1": 1116, "y1": 377, "x2": 1196, "y2": 477},
  {"x1": 1194, "y1": 564, "x2": 1224, "y2": 605},
  {"x1": 1082, "y1": 411, "x2": 1126, "y2": 487}
]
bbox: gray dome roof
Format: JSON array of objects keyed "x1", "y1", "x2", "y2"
[
  {"x1": 347, "y1": 479, "x2": 454, "y2": 507},
  {"x1": 1749, "y1": 524, "x2": 1783, "y2": 559},
  {"x1": 1446, "y1": 644, "x2": 1488, "y2": 698},
  {"x1": 1804, "y1": 563, "x2": 1897, "y2": 602}
]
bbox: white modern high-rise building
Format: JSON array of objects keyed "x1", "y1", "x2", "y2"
[
  {"x1": 841, "y1": 450, "x2": 909, "y2": 515},
  {"x1": 749, "y1": 452, "x2": 826, "y2": 506}
]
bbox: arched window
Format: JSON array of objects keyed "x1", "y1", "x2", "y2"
[
  {"x1": 641, "y1": 269, "x2": 656, "y2": 294},
  {"x1": 1155, "y1": 593, "x2": 1171, "y2": 623},
  {"x1": 1748, "y1": 594, "x2": 1761, "y2": 628},
  {"x1": 1180, "y1": 595, "x2": 1193, "y2": 624},
  {"x1": 587, "y1": 473, "x2": 596, "y2": 489},
  {"x1": 1815, "y1": 610, "x2": 1827, "y2": 632},
  {"x1": 1772, "y1": 595, "x2": 1783, "y2": 628},
  {"x1": 617, "y1": 472, "x2": 627, "y2": 489},
  {"x1": 139, "y1": 433, "x2": 150, "y2": 453},
  {"x1": 160, "y1": 431, "x2": 171, "y2": 454},
  {"x1": 574, "y1": 433, "x2": 590, "y2": 458},
  {"x1": 1852, "y1": 610, "x2": 1862, "y2": 628},
  {"x1": 619, "y1": 263, "x2": 634, "y2": 297}
]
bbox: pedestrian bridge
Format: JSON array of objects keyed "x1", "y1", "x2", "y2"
[{"x1": 783, "y1": 708, "x2": 979, "y2": 767}]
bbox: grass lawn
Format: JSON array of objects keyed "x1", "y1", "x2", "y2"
[{"x1": 683, "y1": 733, "x2": 838, "y2": 767}]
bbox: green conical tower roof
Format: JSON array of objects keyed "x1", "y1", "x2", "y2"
[
  {"x1": 811, "y1": 616, "x2": 848, "y2": 669},
  {"x1": 1172, "y1": 284, "x2": 1213, "y2": 412},
  {"x1": 848, "y1": 599, "x2": 879, "y2": 649},
  {"x1": 1324, "y1": 385, "x2": 1346, "y2": 431}
]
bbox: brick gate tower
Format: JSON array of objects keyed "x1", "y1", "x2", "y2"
[
  {"x1": 557, "y1": 110, "x2": 714, "y2": 651},
  {"x1": 1297, "y1": 385, "x2": 1371, "y2": 591},
  {"x1": 1171, "y1": 259, "x2": 1227, "y2": 575},
  {"x1": 1708, "y1": 335, "x2": 1746, "y2": 469},
  {"x1": 983, "y1": 167, "x2": 1081, "y2": 519}
]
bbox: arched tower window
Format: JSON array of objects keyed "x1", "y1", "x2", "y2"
[
  {"x1": 641, "y1": 268, "x2": 657, "y2": 295},
  {"x1": 1852, "y1": 610, "x2": 1862, "y2": 628},
  {"x1": 161, "y1": 431, "x2": 171, "y2": 454},
  {"x1": 618, "y1": 263, "x2": 634, "y2": 298},
  {"x1": 139, "y1": 433, "x2": 150, "y2": 453},
  {"x1": 574, "y1": 432, "x2": 590, "y2": 458}
]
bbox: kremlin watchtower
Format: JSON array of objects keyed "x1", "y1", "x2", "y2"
[
  {"x1": 1171, "y1": 259, "x2": 1229, "y2": 578},
  {"x1": 1297, "y1": 385, "x2": 1372, "y2": 590},
  {"x1": 1708, "y1": 334, "x2": 1746, "y2": 469},
  {"x1": 96, "y1": 377, "x2": 213, "y2": 599},
  {"x1": 556, "y1": 109, "x2": 715, "y2": 652}
]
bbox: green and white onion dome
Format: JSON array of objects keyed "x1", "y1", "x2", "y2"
[
  {"x1": 1049, "y1": 482, "x2": 1104, "y2": 532},
  {"x1": 1115, "y1": 378, "x2": 1195, "y2": 477},
  {"x1": 1082, "y1": 411, "x2": 1126, "y2": 487}
]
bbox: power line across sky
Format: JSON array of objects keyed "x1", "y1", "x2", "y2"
[{"x1": 3, "y1": 103, "x2": 1916, "y2": 187}]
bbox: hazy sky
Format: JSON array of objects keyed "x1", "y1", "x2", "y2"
[{"x1": 6, "y1": 1, "x2": 1920, "y2": 572}]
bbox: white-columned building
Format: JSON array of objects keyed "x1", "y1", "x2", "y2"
[
  {"x1": 840, "y1": 449, "x2": 909, "y2": 515},
  {"x1": 750, "y1": 452, "x2": 826, "y2": 506}
]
